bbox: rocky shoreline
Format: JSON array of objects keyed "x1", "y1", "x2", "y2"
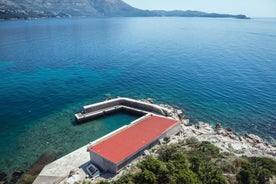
[
  {"x1": 2, "y1": 98, "x2": 275, "y2": 184},
  {"x1": 173, "y1": 122, "x2": 276, "y2": 158},
  {"x1": 142, "y1": 98, "x2": 275, "y2": 158}
]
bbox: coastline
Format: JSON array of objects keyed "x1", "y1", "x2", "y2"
[
  {"x1": 28, "y1": 98, "x2": 275, "y2": 184},
  {"x1": 177, "y1": 122, "x2": 276, "y2": 159}
]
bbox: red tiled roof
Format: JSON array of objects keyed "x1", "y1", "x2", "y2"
[{"x1": 90, "y1": 115, "x2": 179, "y2": 163}]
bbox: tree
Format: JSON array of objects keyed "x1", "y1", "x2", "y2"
[
  {"x1": 198, "y1": 161, "x2": 227, "y2": 184},
  {"x1": 236, "y1": 166, "x2": 255, "y2": 184},
  {"x1": 134, "y1": 169, "x2": 156, "y2": 184},
  {"x1": 138, "y1": 157, "x2": 162, "y2": 174},
  {"x1": 173, "y1": 169, "x2": 202, "y2": 184}
]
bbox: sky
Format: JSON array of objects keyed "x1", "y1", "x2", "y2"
[{"x1": 124, "y1": 0, "x2": 276, "y2": 18}]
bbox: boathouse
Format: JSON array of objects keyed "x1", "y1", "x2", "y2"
[{"x1": 88, "y1": 114, "x2": 180, "y2": 173}]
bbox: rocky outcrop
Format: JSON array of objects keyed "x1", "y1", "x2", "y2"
[
  {"x1": 174, "y1": 122, "x2": 276, "y2": 158},
  {"x1": 159, "y1": 103, "x2": 189, "y2": 125}
]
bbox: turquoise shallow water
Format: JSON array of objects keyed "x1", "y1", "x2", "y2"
[{"x1": 0, "y1": 17, "x2": 275, "y2": 175}]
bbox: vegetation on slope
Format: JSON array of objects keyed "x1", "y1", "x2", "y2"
[
  {"x1": 98, "y1": 137, "x2": 276, "y2": 184},
  {"x1": 0, "y1": 0, "x2": 249, "y2": 19}
]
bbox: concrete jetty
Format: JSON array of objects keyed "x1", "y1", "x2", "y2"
[
  {"x1": 34, "y1": 97, "x2": 184, "y2": 184},
  {"x1": 75, "y1": 97, "x2": 174, "y2": 123}
]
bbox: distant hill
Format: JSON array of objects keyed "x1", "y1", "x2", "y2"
[{"x1": 0, "y1": 0, "x2": 249, "y2": 19}]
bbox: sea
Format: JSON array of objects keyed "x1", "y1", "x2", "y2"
[{"x1": 0, "y1": 17, "x2": 275, "y2": 176}]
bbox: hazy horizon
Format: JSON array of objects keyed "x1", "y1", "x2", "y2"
[{"x1": 124, "y1": 0, "x2": 276, "y2": 18}]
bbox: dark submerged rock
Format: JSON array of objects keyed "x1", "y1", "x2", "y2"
[
  {"x1": 0, "y1": 171, "x2": 8, "y2": 183},
  {"x1": 17, "y1": 152, "x2": 57, "y2": 184},
  {"x1": 10, "y1": 170, "x2": 24, "y2": 183},
  {"x1": 26, "y1": 152, "x2": 57, "y2": 175}
]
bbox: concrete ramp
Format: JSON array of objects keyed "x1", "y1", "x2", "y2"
[{"x1": 33, "y1": 145, "x2": 90, "y2": 184}]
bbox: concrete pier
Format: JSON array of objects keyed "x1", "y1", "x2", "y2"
[
  {"x1": 75, "y1": 97, "x2": 173, "y2": 123},
  {"x1": 34, "y1": 97, "x2": 182, "y2": 183}
]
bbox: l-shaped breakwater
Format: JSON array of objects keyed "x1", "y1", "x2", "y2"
[
  {"x1": 75, "y1": 97, "x2": 185, "y2": 123},
  {"x1": 31, "y1": 97, "x2": 275, "y2": 184},
  {"x1": 33, "y1": 97, "x2": 185, "y2": 184}
]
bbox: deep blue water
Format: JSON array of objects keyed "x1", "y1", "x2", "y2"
[{"x1": 0, "y1": 17, "x2": 275, "y2": 175}]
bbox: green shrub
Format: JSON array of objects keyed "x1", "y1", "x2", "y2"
[
  {"x1": 163, "y1": 137, "x2": 170, "y2": 143},
  {"x1": 247, "y1": 157, "x2": 276, "y2": 175},
  {"x1": 256, "y1": 168, "x2": 272, "y2": 184},
  {"x1": 236, "y1": 164, "x2": 255, "y2": 184},
  {"x1": 173, "y1": 169, "x2": 201, "y2": 184},
  {"x1": 113, "y1": 143, "x2": 275, "y2": 184},
  {"x1": 156, "y1": 165, "x2": 170, "y2": 184},
  {"x1": 198, "y1": 161, "x2": 227, "y2": 184},
  {"x1": 199, "y1": 141, "x2": 220, "y2": 157},
  {"x1": 112, "y1": 173, "x2": 134, "y2": 184},
  {"x1": 134, "y1": 169, "x2": 156, "y2": 184},
  {"x1": 185, "y1": 136, "x2": 199, "y2": 145},
  {"x1": 138, "y1": 157, "x2": 162, "y2": 174},
  {"x1": 236, "y1": 157, "x2": 276, "y2": 184},
  {"x1": 158, "y1": 145, "x2": 179, "y2": 162},
  {"x1": 169, "y1": 152, "x2": 189, "y2": 171}
]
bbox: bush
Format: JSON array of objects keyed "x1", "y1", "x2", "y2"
[
  {"x1": 236, "y1": 164, "x2": 255, "y2": 184},
  {"x1": 112, "y1": 173, "x2": 134, "y2": 184},
  {"x1": 215, "y1": 159, "x2": 236, "y2": 174},
  {"x1": 113, "y1": 143, "x2": 275, "y2": 184},
  {"x1": 185, "y1": 136, "x2": 199, "y2": 145},
  {"x1": 256, "y1": 168, "x2": 272, "y2": 184},
  {"x1": 138, "y1": 157, "x2": 162, "y2": 174},
  {"x1": 169, "y1": 152, "x2": 189, "y2": 170},
  {"x1": 158, "y1": 145, "x2": 179, "y2": 162},
  {"x1": 156, "y1": 165, "x2": 170, "y2": 184},
  {"x1": 173, "y1": 169, "x2": 201, "y2": 184},
  {"x1": 199, "y1": 141, "x2": 220, "y2": 157},
  {"x1": 247, "y1": 157, "x2": 276, "y2": 175},
  {"x1": 134, "y1": 169, "x2": 156, "y2": 184},
  {"x1": 163, "y1": 137, "x2": 170, "y2": 143},
  {"x1": 236, "y1": 157, "x2": 276, "y2": 184},
  {"x1": 198, "y1": 161, "x2": 227, "y2": 184}
]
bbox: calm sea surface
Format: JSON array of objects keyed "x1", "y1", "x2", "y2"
[{"x1": 0, "y1": 17, "x2": 275, "y2": 175}]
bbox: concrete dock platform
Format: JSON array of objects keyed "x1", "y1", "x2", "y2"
[
  {"x1": 33, "y1": 145, "x2": 90, "y2": 184},
  {"x1": 34, "y1": 97, "x2": 182, "y2": 183}
]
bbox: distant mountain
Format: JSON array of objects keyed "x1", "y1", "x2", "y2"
[
  {"x1": 0, "y1": 0, "x2": 249, "y2": 19},
  {"x1": 151, "y1": 10, "x2": 248, "y2": 19}
]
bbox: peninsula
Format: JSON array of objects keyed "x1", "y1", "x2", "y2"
[{"x1": 0, "y1": 0, "x2": 249, "y2": 20}]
